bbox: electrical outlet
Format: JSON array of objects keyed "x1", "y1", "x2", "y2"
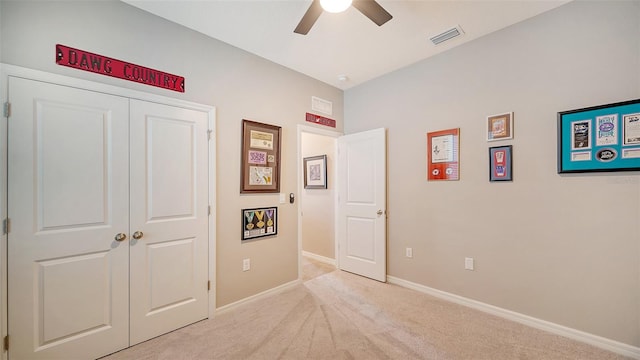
[
  {"x1": 465, "y1": 257, "x2": 474, "y2": 270},
  {"x1": 243, "y1": 258, "x2": 251, "y2": 271},
  {"x1": 405, "y1": 247, "x2": 413, "y2": 258}
]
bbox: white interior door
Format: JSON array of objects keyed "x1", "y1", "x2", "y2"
[
  {"x1": 129, "y1": 100, "x2": 209, "y2": 345},
  {"x1": 8, "y1": 77, "x2": 130, "y2": 359},
  {"x1": 337, "y1": 128, "x2": 387, "y2": 282}
]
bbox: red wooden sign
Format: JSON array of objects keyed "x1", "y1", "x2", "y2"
[
  {"x1": 56, "y1": 44, "x2": 185, "y2": 93},
  {"x1": 306, "y1": 112, "x2": 336, "y2": 128}
]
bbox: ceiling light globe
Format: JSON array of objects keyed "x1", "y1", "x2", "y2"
[{"x1": 320, "y1": 0, "x2": 352, "y2": 13}]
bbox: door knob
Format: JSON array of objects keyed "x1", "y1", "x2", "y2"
[
  {"x1": 132, "y1": 231, "x2": 144, "y2": 240},
  {"x1": 114, "y1": 233, "x2": 127, "y2": 242},
  {"x1": 377, "y1": 210, "x2": 383, "y2": 216}
]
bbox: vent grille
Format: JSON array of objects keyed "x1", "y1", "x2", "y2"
[{"x1": 430, "y1": 26, "x2": 464, "y2": 45}]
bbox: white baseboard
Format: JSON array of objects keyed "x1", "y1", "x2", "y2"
[
  {"x1": 215, "y1": 279, "x2": 301, "y2": 314},
  {"x1": 302, "y1": 251, "x2": 336, "y2": 266},
  {"x1": 387, "y1": 276, "x2": 640, "y2": 359}
]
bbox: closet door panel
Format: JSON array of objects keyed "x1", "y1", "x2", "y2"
[
  {"x1": 7, "y1": 77, "x2": 130, "y2": 359},
  {"x1": 129, "y1": 99, "x2": 209, "y2": 345}
]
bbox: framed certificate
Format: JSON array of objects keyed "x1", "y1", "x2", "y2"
[
  {"x1": 557, "y1": 99, "x2": 640, "y2": 173},
  {"x1": 427, "y1": 128, "x2": 460, "y2": 181}
]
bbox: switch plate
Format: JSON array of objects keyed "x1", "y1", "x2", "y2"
[
  {"x1": 465, "y1": 257, "x2": 474, "y2": 270},
  {"x1": 405, "y1": 247, "x2": 413, "y2": 258},
  {"x1": 279, "y1": 193, "x2": 286, "y2": 204},
  {"x1": 243, "y1": 258, "x2": 251, "y2": 271}
]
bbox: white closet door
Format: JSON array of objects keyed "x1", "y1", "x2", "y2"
[
  {"x1": 8, "y1": 77, "x2": 130, "y2": 359},
  {"x1": 129, "y1": 100, "x2": 209, "y2": 345}
]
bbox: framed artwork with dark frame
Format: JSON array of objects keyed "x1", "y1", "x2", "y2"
[
  {"x1": 303, "y1": 155, "x2": 327, "y2": 189},
  {"x1": 241, "y1": 119, "x2": 282, "y2": 193},
  {"x1": 489, "y1": 145, "x2": 513, "y2": 182},
  {"x1": 242, "y1": 207, "x2": 277, "y2": 240},
  {"x1": 557, "y1": 99, "x2": 640, "y2": 173}
]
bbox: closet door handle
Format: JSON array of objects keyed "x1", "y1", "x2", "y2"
[
  {"x1": 132, "y1": 231, "x2": 144, "y2": 240},
  {"x1": 114, "y1": 233, "x2": 127, "y2": 242}
]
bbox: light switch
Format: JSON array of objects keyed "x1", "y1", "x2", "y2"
[{"x1": 465, "y1": 257, "x2": 474, "y2": 270}]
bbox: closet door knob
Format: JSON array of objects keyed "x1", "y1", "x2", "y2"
[
  {"x1": 132, "y1": 231, "x2": 144, "y2": 240},
  {"x1": 114, "y1": 233, "x2": 127, "y2": 242}
]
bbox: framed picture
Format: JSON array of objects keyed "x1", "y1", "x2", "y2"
[
  {"x1": 557, "y1": 99, "x2": 640, "y2": 173},
  {"x1": 303, "y1": 155, "x2": 327, "y2": 189},
  {"x1": 489, "y1": 145, "x2": 513, "y2": 181},
  {"x1": 241, "y1": 119, "x2": 282, "y2": 193},
  {"x1": 487, "y1": 112, "x2": 514, "y2": 141},
  {"x1": 242, "y1": 207, "x2": 277, "y2": 240},
  {"x1": 427, "y1": 128, "x2": 460, "y2": 181}
]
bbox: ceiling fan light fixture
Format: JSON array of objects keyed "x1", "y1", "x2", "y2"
[{"x1": 320, "y1": 0, "x2": 352, "y2": 13}]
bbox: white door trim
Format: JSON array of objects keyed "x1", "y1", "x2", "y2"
[
  {"x1": 0, "y1": 64, "x2": 217, "y2": 358},
  {"x1": 296, "y1": 124, "x2": 342, "y2": 279}
]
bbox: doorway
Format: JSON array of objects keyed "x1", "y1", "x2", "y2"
[{"x1": 297, "y1": 125, "x2": 340, "y2": 278}]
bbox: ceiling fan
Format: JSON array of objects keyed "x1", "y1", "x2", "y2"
[{"x1": 294, "y1": 0, "x2": 393, "y2": 35}]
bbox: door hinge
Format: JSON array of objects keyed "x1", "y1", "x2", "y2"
[
  {"x1": 4, "y1": 335, "x2": 8, "y2": 351},
  {"x1": 207, "y1": 129, "x2": 213, "y2": 140},
  {"x1": 208, "y1": 205, "x2": 211, "y2": 216},
  {"x1": 3, "y1": 102, "x2": 10, "y2": 117},
  {"x1": 2, "y1": 218, "x2": 10, "y2": 235},
  {"x1": 207, "y1": 280, "x2": 211, "y2": 291}
]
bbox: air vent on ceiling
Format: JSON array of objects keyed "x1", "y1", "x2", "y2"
[{"x1": 430, "y1": 25, "x2": 464, "y2": 45}]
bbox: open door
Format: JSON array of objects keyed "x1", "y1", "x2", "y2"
[{"x1": 337, "y1": 128, "x2": 386, "y2": 282}]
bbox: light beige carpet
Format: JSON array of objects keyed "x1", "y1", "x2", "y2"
[{"x1": 102, "y1": 257, "x2": 631, "y2": 360}]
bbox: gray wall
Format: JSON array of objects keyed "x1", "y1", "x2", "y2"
[
  {"x1": 345, "y1": 0, "x2": 640, "y2": 346},
  {"x1": 0, "y1": 0, "x2": 344, "y2": 307}
]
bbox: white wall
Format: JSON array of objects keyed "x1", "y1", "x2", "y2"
[
  {"x1": 301, "y1": 132, "x2": 336, "y2": 259},
  {"x1": 345, "y1": 0, "x2": 640, "y2": 347},
  {"x1": 0, "y1": 0, "x2": 344, "y2": 307}
]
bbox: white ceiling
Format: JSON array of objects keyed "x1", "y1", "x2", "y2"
[{"x1": 123, "y1": 0, "x2": 572, "y2": 90}]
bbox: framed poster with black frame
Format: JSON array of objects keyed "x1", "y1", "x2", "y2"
[
  {"x1": 489, "y1": 145, "x2": 513, "y2": 181},
  {"x1": 242, "y1": 207, "x2": 278, "y2": 241},
  {"x1": 241, "y1": 119, "x2": 282, "y2": 193},
  {"x1": 557, "y1": 99, "x2": 640, "y2": 173}
]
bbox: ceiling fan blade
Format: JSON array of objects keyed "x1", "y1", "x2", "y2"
[
  {"x1": 294, "y1": 0, "x2": 323, "y2": 35},
  {"x1": 352, "y1": 0, "x2": 392, "y2": 26}
]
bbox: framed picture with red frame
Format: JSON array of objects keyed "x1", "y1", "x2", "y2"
[{"x1": 427, "y1": 128, "x2": 460, "y2": 181}]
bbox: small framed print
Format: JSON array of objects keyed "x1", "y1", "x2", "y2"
[
  {"x1": 489, "y1": 145, "x2": 513, "y2": 182},
  {"x1": 242, "y1": 207, "x2": 277, "y2": 241},
  {"x1": 303, "y1": 155, "x2": 327, "y2": 189},
  {"x1": 487, "y1": 112, "x2": 514, "y2": 141}
]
